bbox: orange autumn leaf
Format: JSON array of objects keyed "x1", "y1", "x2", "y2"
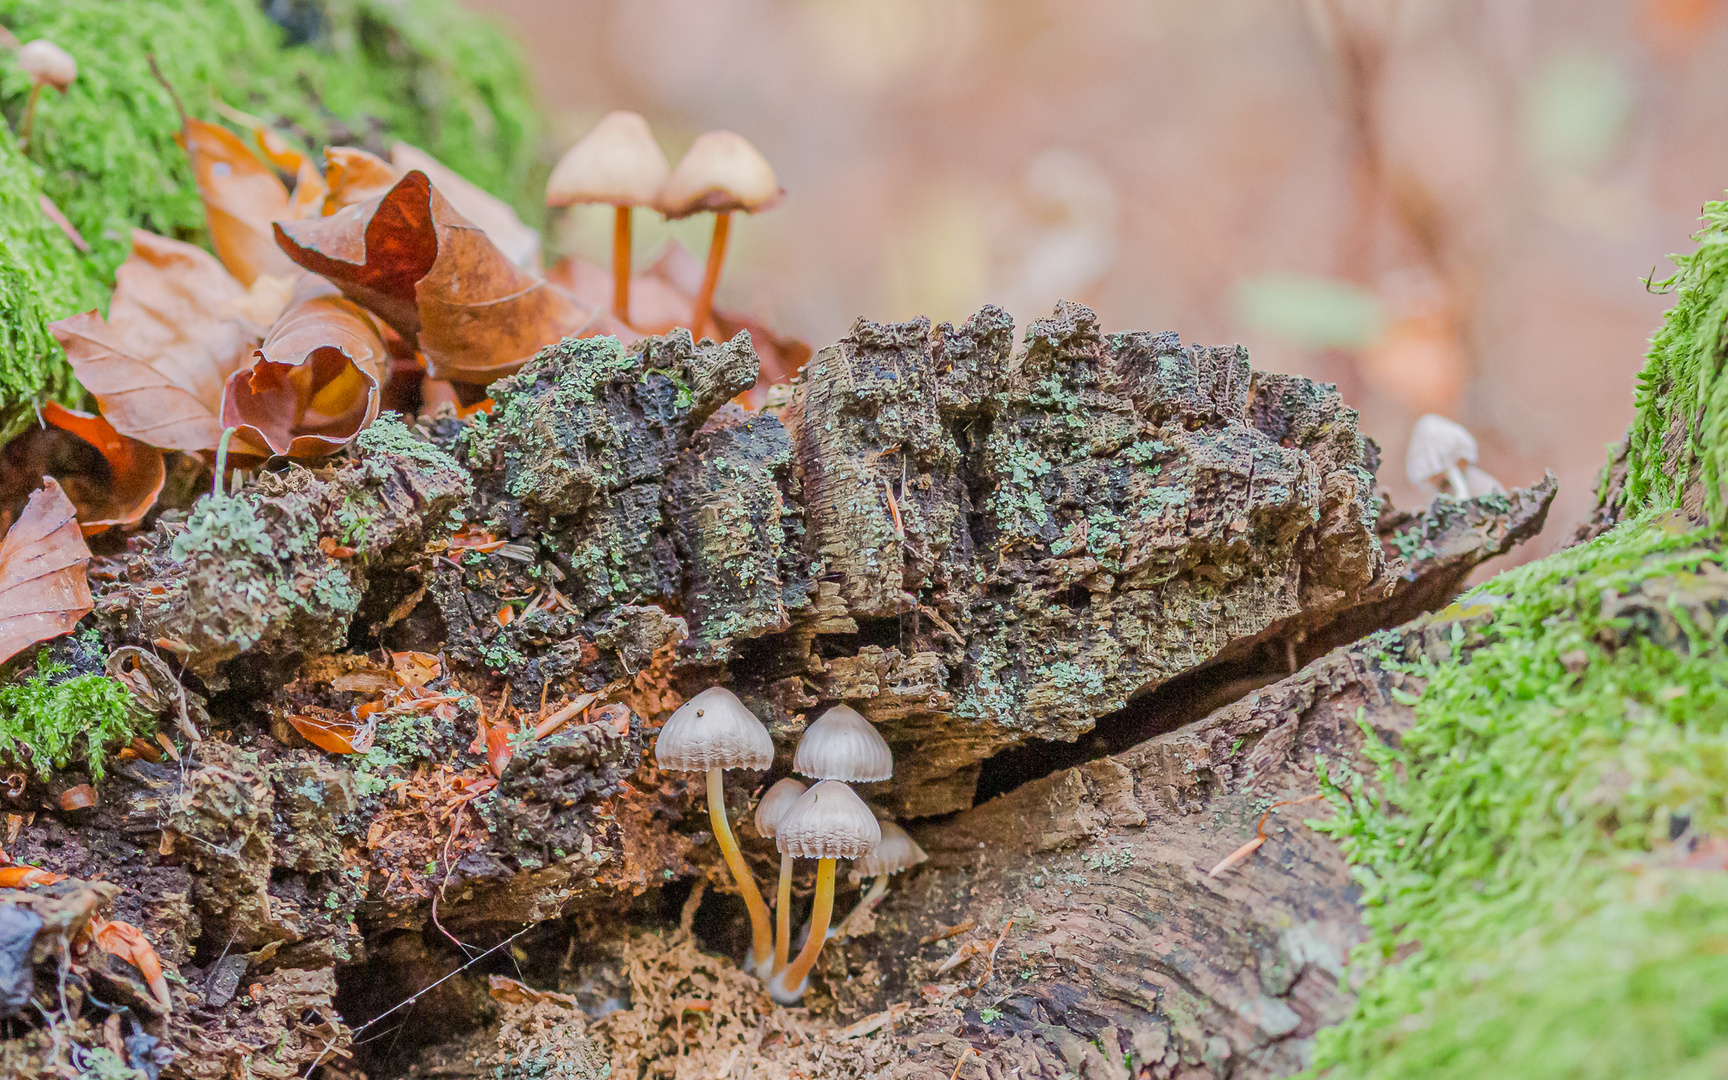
[
  {"x1": 88, "y1": 917, "x2": 172, "y2": 1013},
  {"x1": 0, "y1": 866, "x2": 62, "y2": 887},
  {"x1": 277, "y1": 171, "x2": 597, "y2": 387},
  {"x1": 0, "y1": 479, "x2": 93, "y2": 666},
  {"x1": 221, "y1": 276, "x2": 385, "y2": 459},
  {"x1": 390, "y1": 650, "x2": 442, "y2": 688},
  {"x1": 40, "y1": 402, "x2": 166, "y2": 535},
  {"x1": 51, "y1": 231, "x2": 266, "y2": 452},
  {"x1": 487, "y1": 720, "x2": 515, "y2": 777},
  {"x1": 324, "y1": 146, "x2": 403, "y2": 214},
  {"x1": 287, "y1": 710, "x2": 375, "y2": 755},
  {"x1": 251, "y1": 126, "x2": 327, "y2": 219},
  {"x1": 177, "y1": 117, "x2": 299, "y2": 286}
]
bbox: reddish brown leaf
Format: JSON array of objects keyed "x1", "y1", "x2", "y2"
[
  {"x1": 274, "y1": 172, "x2": 441, "y2": 339},
  {"x1": 277, "y1": 171, "x2": 596, "y2": 387},
  {"x1": 391, "y1": 142, "x2": 540, "y2": 268},
  {"x1": 58, "y1": 784, "x2": 95, "y2": 811},
  {"x1": 39, "y1": 402, "x2": 165, "y2": 535},
  {"x1": 177, "y1": 117, "x2": 298, "y2": 286},
  {"x1": 0, "y1": 479, "x2": 92, "y2": 666},
  {"x1": 88, "y1": 917, "x2": 171, "y2": 1013},
  {"x1": 487, "y1": 721, "x2": 515, "y2": 777},
  {"x1": 221, "y1": 277, "x2": 385, "y2": 459}
]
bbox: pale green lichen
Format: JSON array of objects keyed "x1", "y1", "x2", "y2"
[
  {"x1": 0, "y1": 644, "x2": 139, "y2": 781},
  {"x1": 1309, "y1": 515, "x2": 1728, "y2": 1079}
]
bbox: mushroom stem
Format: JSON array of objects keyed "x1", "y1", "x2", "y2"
[
  {"x1": 611, "y1": 205, "x2": 632, "y2": 324},
  {"x1": 777, "y1": 856, "x2": 835, "y2": 995},
  {"x1": 706, "y1": 767, "x2": 773, "y2": 970},
  {"x1": 17, "y1": 81, "x2": 42, "y2": 152},
  {"x1": 839, "y1": 874, "x2": 890, "y2": 934},
  {"x1": 772, "y1": 852, "x2": 794, "y2": 975},
  {"x1": 690, "y1": 210, "x2": 732, "y2": 340},
  {"x1": 1444, "y1": 462, "x2": 1469, "y2": 499}
]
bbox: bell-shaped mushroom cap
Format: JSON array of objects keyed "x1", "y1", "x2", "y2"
[
  {"x1": 754, "y1": 777, "x2": 806, "y2": 839},
  {"x1": 853, "y1": 820, "x2": 927, "y2": 878},
  {"x1": 19, "y1": 40, "x2": 75, "y2": 91},
  {"x1": 546, "y1": 111, "x2": 671, "y2": 208},
  {"x1": 793, "y1": 705, "x2": 893, "y2": 783},
  {"x1": 775, "y1": 780, "x2": 881, "y2": 860},
  {"x1": 654, "y1": 686, "x2": 774, "y2": 773},
  {"x1": 1404, "y1": 413, "x2": 1478, "y2": 485},
  {"x1": 656, "y1": 130, "x2": 783, "y2": 219}
]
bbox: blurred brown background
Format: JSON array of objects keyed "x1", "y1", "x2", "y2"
[{"x1": 465, "y1": 0, "x2": 1728, "y2": 558}]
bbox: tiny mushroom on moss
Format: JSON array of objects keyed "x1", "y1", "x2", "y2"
[
  {"x1": 840, "y1": 818, "x2": 928, "y2": 933},
  {"x1": 793, "y1": 704, "x2": 892, "y2": 783},
  {"x1": 655, "y1": 129, "x2": 782, "y2": 341},
  {"x1": 768, "y1": 779, "x2": 881, "y2": 1004},
  {"x1": 15, "y1": 39, "x2": 76, "y2": 151},
  {"x1": 754, "y1": 776, "x2": 806, "y2": 979},
  {"x1": 653, "y1": 686, "x2": 776, "y2": 975},
  {"x1": 546, "y1": 111, "x2": 671, "y2": 327}
]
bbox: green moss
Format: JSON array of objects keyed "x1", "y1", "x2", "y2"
[
  {"x1": 1617, "y1": 197, "x2": 1728, "y2": 524},
  {"x1": 0, "y1": 648, "x2": 140, "y2": 781},
  {"x1": 0, "y1": 124, "x2": 106, "y2": 439},
  {"x1": 0, "y1": 0, "x2": 541, "y2": 433},
  {"x1": 1309, "y1": 514, "x2": 1728, "y2": 1079}
]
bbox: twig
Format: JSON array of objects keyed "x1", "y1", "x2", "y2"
[
  {"x1": 1207, "y1": 793, "x2": 1327, "y2": 877},
  {"x1": 965, "y1": 917, "x2": 1013, "y2": 995},
  {"x1": 949, "y1": 1045, "x2": 974, "y2": 1080}
]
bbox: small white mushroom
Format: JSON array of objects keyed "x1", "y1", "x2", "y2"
[
  {"x1": 1405, "y1": 413, "x2": 1483, "y2": 499},
  {"x1": 655, "y1": 130, "x2": 783, "y2": 339},
  {"x1": 14, "y1": 39, "x2": 75, "y2": 152},
  {"x1": 839, "y1": 819, "x2": 928, "y2": 936},
  {"x1": 546, "y1": 111, "x2": 671, "y2": 326},
  {"x1": 768, "y1": 780, "x2": 880, "y2": 1003},
  {"x1": 654, "y1": 687, "x2": 776, "y2": 975},
  {"x1": 754, "y1": 777, "x2": 806, "y2": 979},
  {"x1": 793, "y1": 704, "x2": 893, "y2": 783}
]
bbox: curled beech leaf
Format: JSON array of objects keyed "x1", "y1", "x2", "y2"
[
  {"x1": 221, "y1": 277, "x2": 386, "y2": 459},
  {"x1": 39, "y1": 402, "x2": 166, "y2": 536}
]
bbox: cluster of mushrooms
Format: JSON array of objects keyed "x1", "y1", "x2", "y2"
[
  {"x1": 654, "y1": 687, "x2": 926, "y2": 1004},
  {"x1": 546, "y1": 111, "x2": 782, "y2": 335},
  {"x1": 1404, "y1": 413, "x2": 1505, "y2": 500}
]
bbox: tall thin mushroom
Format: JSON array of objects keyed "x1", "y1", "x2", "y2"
[
  {"x1": 653, "y1": 686, "x2": 775, "y2": 975},
  {"x1": 768, "y1": 780, "x2": 880, "y2": 1004},
  {"x1": 546, "y1": 111, "x2": 670, "y2": 326},
  {"x1": 15, "y1": 39, "x2": 75, "y2": 151},
  {"x1": 753, "y1": 776, "x2": 806, "y2": 979},
  {"x1": 839, "y1": 819, "x2": 927, "y2": 935},
  {"x1": 655, "y1": 130, "x2": 782, "y2": 340}
]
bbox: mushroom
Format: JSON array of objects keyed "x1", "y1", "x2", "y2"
[
  {"x1": 839, "y1": 819, "x2": 928, "y2": 934},
  {"x1": 767, "y1": 779, "x2": 880, "y2": 1003},
  {"x1": 793, "y1": 704, "x2": 893, "y2": 783},
  {"x1": 753, "y1": 776, "x2": 806, "y2": 978},
  {"x1": 546, "y1": 111, "x2": 671, "y2": 326},
  {"x1": 655, "y1": 130, "x2": 782, "y2": 340},
  {"x1": 653, "y1": 686, "x2": 776, "y2": 977},
  {"x1": 1405, "y1": 413, "x2": 1501, "y2": 499},
  {"x1": 15, "y1": 40, "x2": 76, "y2": 151}
]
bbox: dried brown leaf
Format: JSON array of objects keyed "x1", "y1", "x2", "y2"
[
  {"x1": 177, "y1": 117, "x2": 298, "y2": 286},
  {"x1": 392, "y1": 142, "x2": 541, "y2": 267},
  {"x1": 0, "y1": 479, "x2": 93, "y2": 666},
  {"x1": 39, "y1": 402, "x2": 165, "y2": 535},
  {"x1": 222, "y1": 277, "x2": 385, "y2": 459},
  {"x1": 324, "y1": 146, "x2": 403, "y2": 214}
]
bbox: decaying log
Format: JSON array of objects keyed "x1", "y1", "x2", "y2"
[{"x1": 806, "y1": 617, "x2": 1465, "y2": 1080}]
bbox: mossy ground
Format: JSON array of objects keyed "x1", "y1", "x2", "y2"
[
  {"x1": 0, "y1": 0, "x2": 541, "y2": 434},
  {"x1": 0, "y1": 634, "x2": 140, "y2": 781}
]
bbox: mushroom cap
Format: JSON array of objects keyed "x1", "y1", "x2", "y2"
[
  {"x1": 654, "y1": 686, "x2": 774, "y2": 773},
  {"x1": 775, "y1": 780, "x2": 881, "y2": 860},
  {"x1": 754, "y1": 777, "x2": 806, "y2": 839},
  {"x1": 793, "y1": 705, "x2": 893, "y2": 783},
  {"x1": 1404, "y1": 413, "x2": 1479, "y2": 486},
  {"x1": 852, "y1": 820, "x2": 927, "y2": 878},
  {"x1": 546, "y1": 111, "x2": 671, "y2": 208},
  {"x1": 656, "y1": 130, "x2": 782, "y2": 219},
  {"x1": 19, "y1": 40, "x2": 75, "y2": 91}
]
